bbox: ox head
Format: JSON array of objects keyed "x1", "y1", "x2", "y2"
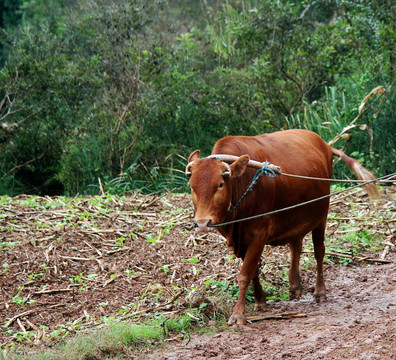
[{"x1": 186, "y1": 150, "x2": 250, "y2": 233}]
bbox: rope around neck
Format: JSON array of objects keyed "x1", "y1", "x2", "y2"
[{"x1": 226, "y1": 161, "x2": 276, "y2": 217}]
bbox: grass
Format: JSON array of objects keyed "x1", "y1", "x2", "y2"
[
  {"x1": 285, "y1": 85, "x2": 393, "y2": 179},
  {"x1": 1, "y1": 314, "x2": 196, "y2": 360},
  {"x1": 93, "y1": 157, "x2": 190, "y2": 196},
  {"x1": 285, "y1": 87, "x2": 345, "y2": 142}
]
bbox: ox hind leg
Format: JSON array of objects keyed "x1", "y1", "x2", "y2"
[
  {"x1": 252, "y1": 264, "x2": 266, "y2": 312},
  {"x1": 312, "y1": 221, "x2": 327, "y2": 302},
  {"x1": 289, "y1": 238, "x2": 303, "y2": 300}
]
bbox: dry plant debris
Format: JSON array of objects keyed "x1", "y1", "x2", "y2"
[{"x1": 0, "y1": 186, "x2": 394, "y2": 349}]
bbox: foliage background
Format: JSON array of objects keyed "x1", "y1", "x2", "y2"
[{"x1": 0, "y1": 0, "x2": 395, "y2": 195}]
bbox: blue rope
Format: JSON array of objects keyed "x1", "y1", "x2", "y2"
[
  {"x1": 248, "y1": 161, "x2": 276, "y2": 191},
  {"x1": 228, "y1": 161, "x2": 276, "y2": 216}
]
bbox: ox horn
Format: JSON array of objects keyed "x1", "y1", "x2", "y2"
[
  {"x1": 185, "y1": 150, "x2": 201, "y2": 177},
  {"x1": 208, "y1": 154, "x2": 281, "y2": 174},
  {"x1": 185, "y1": 161, "x2": 194, "y2": 177},
  {"x1": 221, "y1": 162, "x2": 232, "y2": 178},
  {"x1": 185, "y1": 158, "x2": 232, "y2": 178},
  {"x1": 186, "y1": 153, "x2": 279, "y2": 178}
]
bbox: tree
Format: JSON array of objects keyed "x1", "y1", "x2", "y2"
[
  {"x1": 0, "y1": 0, "x2": 394, "y2": 195},
  {"x1": 1, "y1": 0, "x2": 166, "y2": 194}
]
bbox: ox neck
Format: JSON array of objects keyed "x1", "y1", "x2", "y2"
[{"x1": 226, "y1": 163, "x2": 276, "y2": 218}]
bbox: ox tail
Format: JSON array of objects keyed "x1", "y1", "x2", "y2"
[{"x1": 331, "y1": 148, "x2": 380, "y2": 200}]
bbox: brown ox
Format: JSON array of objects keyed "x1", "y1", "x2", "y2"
[{"x1": 186, "y1": 129, "x2": 378, "y2": 325}]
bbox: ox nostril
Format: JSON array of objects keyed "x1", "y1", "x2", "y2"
[
  {"x1": 194, "y1": 219, "x2": 212, "y2": 233},
  {"x1": 194, "y1": 218, "x2": 209, "y2": 227}
]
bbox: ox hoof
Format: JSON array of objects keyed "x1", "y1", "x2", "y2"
[
  {"x1": 228, "y1": 314, "x2": 247, "y2": 326},
  {"x1": 289, "y1": 288, "x2": 303, "y2": 300},
  {"x1": 254, "y1": 301, "x2": 267, "y2": 312},
  {"x1": 314, "y1": 292, "x2": 327, "y2": 303}
]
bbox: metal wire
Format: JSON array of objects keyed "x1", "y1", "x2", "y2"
[
  {"x1": 281, "y1": 172, "x2": 396, "y2": 183},
  {"x1": 208, "y1": 172, "x2": 395, "y2": 228}
]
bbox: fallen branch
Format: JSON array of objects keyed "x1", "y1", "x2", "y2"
[
  {"x1": 59, "y1": 255, "x2": 96, "y2": 261},
  {"x1": 247, "y1": 312, "x2": 308, "y2": 322},
  {"x1": 303, "y1": 250, "x2": 352, "y2": 259},
  {"x1": 303, "y1": 250, "x2": 392, "y2": 264},
  {"x1": 5, "y1": 309, "x2": 37, "y2": 328},
  {"x1": 103, "y1": 274, "x2": 119, "y2": 287},
  {"x1": 34, "y1": 288, "x2": 74, "y2": 295},
  {"x1": 356, "y1": 257, "x2": 392, "y2": 264}
]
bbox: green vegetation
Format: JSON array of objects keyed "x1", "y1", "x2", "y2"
[
  {"x1": 0, "y1": 0, "x2": 394, "y2": 196},
  {"x1": 0, "y1": 314, "x2": 195, "y2": 360}
]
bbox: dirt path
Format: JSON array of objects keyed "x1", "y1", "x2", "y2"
[{"x1": 152, "y1": 253, "x2": 396, "y2": 360}]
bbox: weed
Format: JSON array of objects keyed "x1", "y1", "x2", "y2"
[
  {"x1": 69, "y1": 273, "x2": 84, "y2": 284},
  {"x1": 159, "y1": 264, "x2": 171, "y2": 275},
  {"x1": 22, "y1": 314, "x2": 196, "y2": 360},
  {"x1": 184, "y1": 255, "x2": 199, "y2": 265},
  {"x1": 1, "y1": 262, "x2": 9, "y2": 276},
  {"x1": 69, "y1": 272, "x2": 88, "y2": 290},
  {"x1": 340, "y1": 229, "x2": 382, "y2": 252},
  {"x1": 49, "y1": 327, "x2": 67, "y2": 341},
  {"x1": 39, "y1": 263, "x2": 49, "y2": 271},
  {"x1": 125, "y1": 269, "x2": 136, "y2": 277},
  {"x1": 263, "y1": 283, "x2": 290, "y2": 302},
  {"x1": 204, "y1": 278, "x2": 254, "y2": 303},
  {"x1": 146, "y1": 233, "x2": 159, "y2": 245},
  {"x1": 16, "y1": 331, "x2": 35, "y2": 343},
  {"x1": 11, "y1": 293, "x2": 28, "y2": 308},
  {"x1": 158, "y1": 314, "x2": 192, "y2": 334},
  {"x1": 86, "y1": 273, "x2": 97, "y2": 280},
  {"x1": 116, "y1": 236, "x2": 126, "y2": 246},
  {"x1": 0, "y1": 241, "x2": 21, "y2": 251},
  {"x1": 28, "y1": 273, "x2": 44, "y2": 280}
]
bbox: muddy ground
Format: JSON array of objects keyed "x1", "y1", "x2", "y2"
[
  {"x1": 0, "y1": 187, "x2": 395, "y2": 359},
  {"x1": 153, "y1": 252, "x2": 396, "y2": 360}
]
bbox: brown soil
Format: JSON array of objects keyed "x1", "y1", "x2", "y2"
[
  {"x1": 153, "y1": 253, "x2": 396, "y2": 360},
  {"x1": 0, "y1": 187, "x2": 395, "y2": 359}
]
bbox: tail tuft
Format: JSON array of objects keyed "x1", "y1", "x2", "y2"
[{"x1": 331, "y1": 148, "x2": 380, "y2": 200}]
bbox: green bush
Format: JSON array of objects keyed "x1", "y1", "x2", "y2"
[{"x1": 0, "y1": 0, "x2": 394, "y2": 195}]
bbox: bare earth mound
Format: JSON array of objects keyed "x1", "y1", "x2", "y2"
[{"x1": 0, "y1": 187, "x2": 395, "y2": 359}]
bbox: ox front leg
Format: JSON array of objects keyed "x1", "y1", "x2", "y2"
[{"x1": 229, "y1": 244, "x2": 264, "y2": 326}]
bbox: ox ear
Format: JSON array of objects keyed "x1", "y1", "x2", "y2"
[
  {"x1": 188, "y1": 150, "x2": 201, "y2": 163},
  {"x1": 230, "y1": 155, "x2": 250, "y2": 177}
]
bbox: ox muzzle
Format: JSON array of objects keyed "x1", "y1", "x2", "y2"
[{"x1": 194, "y1": 218, "x2": 213, "y2": 234}]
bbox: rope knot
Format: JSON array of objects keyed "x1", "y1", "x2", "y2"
[
  {"x1": 257, "y1": 161, "x2": 276, "y2": 178},
  {"x1": 229, "y1": 160, "x2": 277, "y2": 213},
  {"x1": 248, "y1": 161, "x2": 276, "y2": 191}
]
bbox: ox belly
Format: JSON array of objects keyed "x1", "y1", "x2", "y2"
[{"x1": 266, "y1": 199, "x2": 330, "y2": 247}]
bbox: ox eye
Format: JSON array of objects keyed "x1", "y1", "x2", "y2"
[{"x1": 219, "y1": 182, "x2": 224, "y2": 189}]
